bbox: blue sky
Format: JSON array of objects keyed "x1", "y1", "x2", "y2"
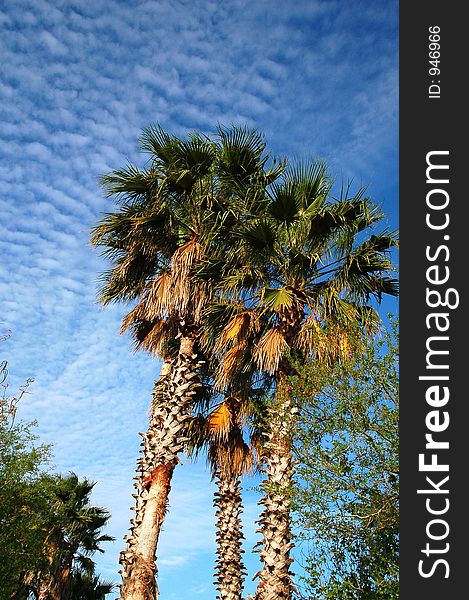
[{"x1": 0, "y1": 0, "x2": 398, "y2": 597}]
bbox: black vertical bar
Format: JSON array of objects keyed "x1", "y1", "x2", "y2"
[{"x1": 400, "y1": 3, "x2": 466, "y2": 598}]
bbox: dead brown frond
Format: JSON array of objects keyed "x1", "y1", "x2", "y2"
[
  {"x1": 120, "y1": 303, "x2": 147, "y2": 334},
  {"x1": 121, "y1": 303, "x2": 172, "y2": 356},
  {"x1": 120, "y1": 272, "x2": 171, "y2": 333},
  {"x1": 253, "y1": 328, "x2": 289, "y2": 375},
  {"x1": 208, "y1": 402, "x2": 232, "y2": 441},
  {"x1": 298, "y1": 315, "x2": 360, "y2": 365},
  {"x1": 170, "y1": 237, "x2": 202, "y2": 299},
  {"x1": 215, "y1": 311, "x2": 259, "y2": 353},
  {"x1": 216, "y1": 440, "x2": 254, "y2": 479},
  {"x1": 297, "y1": 315, "x2": 324, "y2": 356},
  {"x1": 209, "y1": 425, "x2": 254, "y2": 479},
  {"x1": 145, "y1": 272, "x2": 172, "y2": 320},
  {"x1": 215, "y1": 343, "x2": 247, "y2": 389},
  {"x1": 169, "y1": 237, "x2": 206, "y2": 321},
  {"x1": 136, "y1": 319, "x2": 172, "y2": 355}
]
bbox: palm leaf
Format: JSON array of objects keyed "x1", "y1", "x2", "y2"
[
  {"x1": 134, "y1": 319, "x2": 173, "y2": 355},
  {"x1": 120, "y1": 304, "x2": 147, "y2": 333},
  {"x1": 169, "y1": 237, "x2": 205, "y2": 318},
  {"x1": 208, "y1": 402, "x2": 232, "y2": 441},
  {"x1": 138, "y1": 123, "x2": 174, "y2": 160},
  {"x1": 261, "y1": 287, "x2": 296, "y2": 312},
  {"x1": 238, "y1": 218, "x2": 276, "y2": 253},
  {"x1": 253, "y1": 328, "x2": 289, "y2": 375},
  {"x1": 99, "y1": 164, "x2": 159, "y2": 201},
  {"x1": 200, "y1": 302, "x2": 243, "y2": 355},
  {"x1": 215, "y1": 311, "x2": 259, "y2": 352},
  {"x1": 298, "y1": 315, "x2": 324, "y2": 355},
  {"x1": 176, "y1": 135, "x2": 217, "y2": 178},
  {"x1": 145, "y1": 272, "x2": 172, "y2": 319},
  {"x1": 217, "y1": 124, "x2": 267, "y2": 182},
  {"x1": 269, "y1": 183, "x2": 302, "y2": 224},
  {"x1": 216, "y1": 343, "x2": 248, "y2": 389}
]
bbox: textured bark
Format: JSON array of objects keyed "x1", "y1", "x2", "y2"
[
  {"x1": 253, "y1": 393, "x2": 296, "y2": 600},
  {"x1": 213, "y1": 474, "x2": 246, "y2": 600},
  {"x1": 119, "y1": 341, "x2": 202, "y2": 600},
  {"x1": 27, "y1": 540, "x2": 73, "y2": 600},
  {"x1": 36, "y1": 575, "x2": 58, "y2": 600}
]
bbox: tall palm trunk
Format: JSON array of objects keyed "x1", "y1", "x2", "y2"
[
  {"x1": 254, "y1": 311, "x2": 302, "y2": 600},
  {"x1": 119, "y1": 337, "x2": 201, "y2": 600},
  {"x1": 213, "y1": 472, "x2": 246, "y2": 600},
  {"x1": 254, "y1": 387, "x2": 296, "y2": 600}
]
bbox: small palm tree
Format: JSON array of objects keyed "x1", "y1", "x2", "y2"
[
  {"x1": 25, "y1": 473, "x2": 113, "y2": 600},
  {"x1": 187, "y1": 390, "x2": 260, "y2": 600}
]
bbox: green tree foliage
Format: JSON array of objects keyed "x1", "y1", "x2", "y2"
[
  {"x1": 0, "y1": 359, "x2": 51, "y2": 598},
  {"x1": 27, "y1": 473, "x2": 115, "y2": 600},
  {"x1": 67, "y1": 572, "x2": 115, "y2": 600},
  {"x1": 291, "y1": 318, "x2": 398, "y2": 599},
  {"x1": 0, "y1": 354, "x2": 114, "y2": 599}
]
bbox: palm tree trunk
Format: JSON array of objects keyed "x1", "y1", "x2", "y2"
[
  {"x1": 36, "y1": 575, "x2": 56, "y2": 600},
  {"x1": 119, "y1": 339, "x2": 201, "y2": 600},
  {"x1": 36, "y1": 564, "x2": 66, "y2": 600},
  {"x1": 32, "y1": 539, "x2": 70, "y2": 600},
  {"x1": 254, "y1": 390, "x2": 296, "y2": 600},
  {"x1": 213, "y1": 473, "x2": 246, "y2": 600}
]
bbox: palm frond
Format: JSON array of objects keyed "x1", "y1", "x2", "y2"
[
  {"x1": 297, "y1": 315, "x2": 323, "y2": 355},
  {"x1": 282, "y1": 159, "x2": 332, "y2": 211},
  {"x1": 135, "y1": 319, "x2": 173, "y2": 355},
  {"x1": 237, "y1": 217, "x2": 276, "y2": 254},
  {"x1": 211, "y1": 433, "x2": 254, "y2": 478},
  {"x1": 200, "y1": 302, "x2": 244, "y2": 355},
  {"x1": 217, "y1": 124, "x2": 267, "y2": 183},
  {"x1": 138, "y1": 123, "x2": 174, "y2": 159},
  {"x1": 120, "y1": 300, "x2": 175, "y2": 356},
  {"x1": 208, "y1": 402, "x2": 232, "y2": 441},
  {"x1": 216, "y1": 343, "x2": 248, "y2": 389},
  {"x1": 269, "y1": 181, "x2": 302, "y2": 224},
  {"x1": 176, "y1": 135, "x2": 217, "y2": 179},
  {"x1": 253, "y1": 328, "x2": 289, "y2": 375},
  {"x1": 214, "y1": 311, "x2": 259, "y2": 353},
  {"x1": 185, "y1": 414, "x2": 210, "y2": 456},
  {"x1": 169, "y1": 237, "x2": 206, "y2": 319},
  {"x1": 332, "y1": 232, "x2": 399, "y2": 302},
  {"x1": 120, "y1": 304, "x2": 147, "y2": 333},
  {"x1": 99, "y1": 164, "x2": 158, "y2": 201},
  {"x1": 145, "y1": 272, "x2": 172, "y2": 319},
  {"x1": 97, "y1": 259, "x2": 151, "y2": 304},
  {"x1": 261, "y1": 287, "x2": 296, "y2": 312},
  {"x1": 315, "y1": 323, "x2": 359, "y2": 365},
  {"x1": 355, "y1": 305, "x2": 383, "y2": 338}
]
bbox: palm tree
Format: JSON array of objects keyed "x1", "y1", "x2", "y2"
[
  {"x1": 203, "y1": 161, "x2": 399, "y2": 600},
  {"x1": 26, "y1": 473, "x2": 113, "y2": 600},
  {"x1": 91, "y1": 125, "x2": 282, "y2": 600},
  {"x1": 188, "y1": 394, "x2": 254, "y2": 600}
]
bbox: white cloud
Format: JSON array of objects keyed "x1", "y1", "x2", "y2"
[{"x1": 39, "y1": 30, "x2": 68, "y2": 55}]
